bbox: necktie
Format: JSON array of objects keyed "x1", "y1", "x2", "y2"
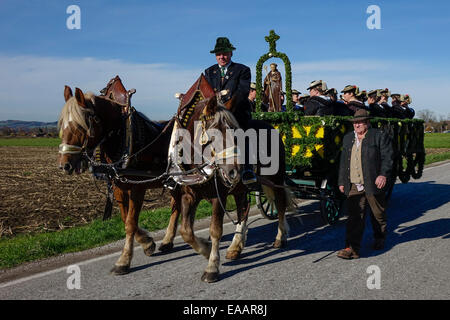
[{"x1": 220, "y1": 66, "x2": 226, "y2": 77}]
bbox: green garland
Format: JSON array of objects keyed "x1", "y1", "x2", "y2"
[
  {"x1": 252, "y1": 112, "x2": 426, "y2": 182},
  {"x1": 255, "y1": 30, "x2": 293, "y2": 112}
]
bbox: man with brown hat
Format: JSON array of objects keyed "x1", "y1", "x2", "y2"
[{"x1": 337, "y1": 109, "x2": 394, "y2": 259}]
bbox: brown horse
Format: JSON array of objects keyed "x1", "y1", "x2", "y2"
[
  {"x1": 58, "y1": 85, "x2": 175, "y2": 275},
  {"x1": 167, "y1": 75, "x2": 291, "y2": 282},
  {"x1": 97, "y1": 75, "x2": 181, "y2": 253}
]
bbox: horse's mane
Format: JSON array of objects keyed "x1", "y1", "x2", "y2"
[
  {"x1": 58, "y1": 92, "x2": 95, "y2": 134},
  {"x1": 210, "y1": 103, "x2": 240, "y2": 130}
]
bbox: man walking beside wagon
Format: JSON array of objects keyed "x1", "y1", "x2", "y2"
[{"x1": 337, "y1": 109, "x2": 394, "y2": 259}]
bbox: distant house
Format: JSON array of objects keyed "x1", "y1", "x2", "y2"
[{"x1": 424, "y1": 126, "x2": 434, "y2": 133}]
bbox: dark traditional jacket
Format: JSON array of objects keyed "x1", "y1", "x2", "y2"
[
  {"x1": 304, "y1": 96, "x2": 333, "y2": 116},
  {"x1": 405, "y1": 106, "x2": 415, "y2": 119},
  {"x1": 346, "y1": 100, "x2": 367, "y2": 115},
  {"x1": 369, "y1": 103, "x2": 387, "y2": 118},
  {"x1": 249, "y1": 99, "x2": 268, "y2": 112},
  {"x1": 333, "y1": 100, "x2": 353, "y2": 116},
  {"x1": 204, "y1": 62, "x2": 252, "y2": 127},
  {"x1": 204, "y1": 62, "x2": 251, "y2": 103},
  {"x1": 391, "y1": 103, "x2": 407, "y2": 119},
  {"x1": 338, "y1": 128, "x2": 394, "y2": 196},
  {"x1": 380, "y1": 102, "x2": 392, "y2": 118}
]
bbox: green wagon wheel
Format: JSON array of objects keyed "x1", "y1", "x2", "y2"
[
  {"x1": 319, "y1": 190, "x2": 343, "y2": 225},
  {"x1": 255, "y1": 191, "x2": 278, "y2": 220}
]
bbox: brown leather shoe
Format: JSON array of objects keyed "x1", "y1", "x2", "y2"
[{"x1": 337, "y1": 247, "x2": 360, "y2": 259}]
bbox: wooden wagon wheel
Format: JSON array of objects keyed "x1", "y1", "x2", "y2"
[
  {"x1": 319, "y1": 184, "x2": 344, "y2": 225},
  {"x1": 255, "y1": 191, "x2": 279, "y2": 220}
]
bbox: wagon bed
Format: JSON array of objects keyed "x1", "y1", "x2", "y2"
[{"x1": 252, "y1": 112, "x2": 426, "y2": 224}]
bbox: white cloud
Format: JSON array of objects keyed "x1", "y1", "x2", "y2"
[
  {"x1": 0, "y1": 55, "x2": 202, "y2": 121},
  {"x1": 0, "y1": 55, "x2": 448, "y2": 121}
]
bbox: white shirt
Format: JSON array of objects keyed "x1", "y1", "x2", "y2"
[{"x1": 218, "y1": 61, "x2": 232, "y2": 75}]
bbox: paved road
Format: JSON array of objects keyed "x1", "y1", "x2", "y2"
[{"x1": 1, "y1": 162, "x2": 449, "y2": 300}]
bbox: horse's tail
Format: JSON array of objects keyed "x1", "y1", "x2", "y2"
[
  {"x1": 283, "y1": 183, "x2": 296, "y2": 213},
  {"x1": 261, "y1": 183, "x2": 294, "y2": 235}
]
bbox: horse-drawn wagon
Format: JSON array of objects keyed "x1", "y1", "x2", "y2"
[
  {"x1": 252, "y1": 111, "x2": 426, "y2": 224},
  {"x1": 57, "y1": 30, "x2": 426, "y2": 282},
  {"x1": 249, "y1": 30, "x2": 425, "y2": 225}
]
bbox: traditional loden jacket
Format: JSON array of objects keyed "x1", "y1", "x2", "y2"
[
  {"x1": 304, "y1": 95, "x2": 334, "y2": 116},
  {"x1": 204, "y1": 62, "x2": 252, "y2": 128},
  {"x1": 338, "y1": 128, "x2": 394, "y2": 196}
]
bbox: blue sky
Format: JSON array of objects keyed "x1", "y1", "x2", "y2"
[{"x1": 0, "y1": 0, "x2": 449, "y2": 121}]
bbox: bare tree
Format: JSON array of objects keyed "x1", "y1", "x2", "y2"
[{"x1": 416, "y1": 109, "x2": 437, "y2": 123}]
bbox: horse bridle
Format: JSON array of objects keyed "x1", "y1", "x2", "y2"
[
  {"x1": 58, "y1": 110, "x2": 103, "y2": 158},
  {"x1": 169, "y1": 105, "x2": 241, "y2": 190}
]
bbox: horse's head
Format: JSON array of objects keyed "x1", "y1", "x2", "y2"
[
  {"x1": 196, "y1": 96, "x2": 242, "y2": 187},
  {"x1": 58, "y1": 86, "x2": 120, "y2": 174}
]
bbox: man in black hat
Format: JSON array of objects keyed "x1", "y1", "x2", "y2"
[
  {"x1": 337, "y1": 109, "x2": 394, "y2": 259},
  {"x1": 204, "y1": 37, "x2": 256, "y2": 185},
  {"x1": 204, "y1": 37, "x2": 252, "y2": 128}
]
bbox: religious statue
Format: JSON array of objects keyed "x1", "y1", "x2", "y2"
[{"x1": 263, "y1": 63, "x2": 283, "y2": 112}]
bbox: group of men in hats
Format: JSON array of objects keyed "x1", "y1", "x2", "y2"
[
  {"x1": 271, "y1": 80, "x2": 415, "y2": 119},
  {"x1": 203, "y1": 36, "x2": 400, "y2": 259},
  {"x1": 204, "y1": 37, "x2": 415, "y2": 122}
]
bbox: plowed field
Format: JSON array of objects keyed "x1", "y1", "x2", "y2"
[{"x1": 0, "y1": 146, "x2": 171, "y2": 237}]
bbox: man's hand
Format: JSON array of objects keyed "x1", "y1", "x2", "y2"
[
  {"x1": 375, "y1": 175, "x2": 387, "y2": 189},
  {"x1": 339, "y1": 185, "x2": 345, "y2": 193}
]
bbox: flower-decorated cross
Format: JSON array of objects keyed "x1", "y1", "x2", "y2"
[{"x1": 265, "y1": 30, "x2": 280, "y2": 54}]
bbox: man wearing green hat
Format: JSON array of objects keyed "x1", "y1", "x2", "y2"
[
  {"x1": 204, "y1": 37, "x2": 252, "y2": 128},
  {"x1": 204, "y1": 37, "x2": 256, "y2": 185},
  {"x1": 367, "y1": 89, "x2": 387, "y2": 118},
  {"x1": 400, "y1": 94, "x2": 415, "y2": 119},
  {"x1": 341, "y1": 85, "x2": 367, "y2": 115},
  {"x1": 304, "y1": 80, "x2": 333, "y2": 116}
]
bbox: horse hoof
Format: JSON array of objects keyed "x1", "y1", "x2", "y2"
[
  {"x1": 201, "y1": 271, "x2": 219, "y2": 283},
  {"x1": 143, "y1": 242, "x2": 156, "y2": 257},
  {"x1": 273, "y1": 239, "x2": 288, "y2": 249},
  {"x1": 225, "y1": 250, "x2": 241, "y2": 260},
  {"x1": 158, "y1": 242, "x2": 174, "y2": 253},
  {"x1": 110, "y1": 265, "x2": 130, "y2": 276}
]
